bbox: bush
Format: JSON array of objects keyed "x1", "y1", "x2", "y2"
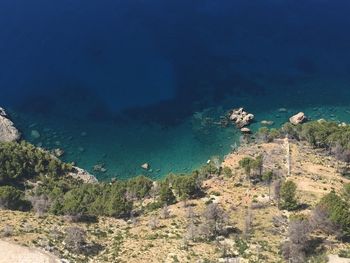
[
  {"x1": 171, "y1": 174, "x2": 202, "y2": 199},
  {"x1": 0, "y1": 141, "x2": 72, "y2": 184},
  {"x1": 222, "y1": 166, "x2": 232, "y2": 177},
  {"x1": 0, "y1": 186, "x2": 28, "y2": 210},
  {"x1": 159, "y1": 182, "x2": 176, "y2": 205},
  {"x1": 64, "y1": 227, "x2": 87, "y2": 254},
  {"x1": 280, "y1": 180, "x2": 298, "y2": 211},
  {"x1": 61, "y1": 182, "x2": 133, "y2": 219},
  {"x1": 318, "y1": 191, "x2": 350, "y2": 237},
  {"x1": 126, "y1": 175, "x2": 153, "y2": 200}
]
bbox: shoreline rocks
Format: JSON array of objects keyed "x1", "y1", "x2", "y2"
[
  {"x1": 240, "y1": 127, "x2": 251, "y2": 134},
  {"x1": 289, "y1": 112, "x2": 307, "y2": 125},
  {"x1": 69, "y1": 166, "x2": 98, "y2": 183},
  {"x1": 0, "y1": 107, "x2": 21, "y2": 142},
  {"x1": 228, "y1": 108, "x2": 254, "y2": 128}
]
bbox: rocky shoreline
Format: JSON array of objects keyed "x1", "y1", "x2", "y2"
[
  {"x1": 0, "y1": 106, "x2": 98, "y2": 183},
  {"x1": 0, "y1": 107, "x2": 21, "y2": 142}
]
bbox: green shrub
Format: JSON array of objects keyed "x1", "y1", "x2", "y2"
[
  {"x1": 126, "y1": 175, "x2": 153, "y2": 200},
  {"x1": 318, "y1": 191, "x2": 350, "y2": 237},
  {"x1": 280, "y1": 180, "x2": 298, "y2": 211},
  {"x1": 0, "y1": 141, "x2": 72, "y2": 184},
  {"x1": 0, "y1": 186, "x2": 28, "y2": 210},
  {"x1": 159, "y1": 182, "x2": 176, "y2": 205},
  {"x1": 222, "y1": 166, "x2": 232, "y2": 177}
]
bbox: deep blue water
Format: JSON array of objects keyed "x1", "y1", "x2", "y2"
[{"x1": 1, "y1": 1, "x2": 350, "y2": 179}]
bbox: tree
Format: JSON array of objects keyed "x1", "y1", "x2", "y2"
[
  {"x1": 161, "y1": 204, "x2": 170, "y2": 219},
  {"x1": 239, "y1": 157, "x2": 254, "y2": 181},
  {"x1": 159, "y1": 182, "x2": 176, "y2": 205},
  {"x1": 280, "y1": 180, "x2": 298, "y2": 211},
  {"x1": 318, "y1": 191, "x2": 350, "y2": 237},
  {"x1": 105, "y1": 182, "x2": 133, "y2": 218},
  {"x1": 262, "y1": 171, "x2": 274, "y2": 200},
  {"x1": 64, "y1": 227, "x2": 87, "y2": 254},
  {"x1": 201, "y1": 203, "x2": 228, "y2": 239},
  {"x1": 272, "y1": 179, "x2": 282, "y2": 203},
  {"x1": 282, "y1": 219, "x2": 310, "y2": 263},
  {"x1": 29, "y1": 195, "x2": 51, "y2": 217},
  {"x1": 0, "y1": 186, "x2": 26, "y2": 210},
  {"x1": 252, "y1": 154, "x2": 263, "y2": 178},
  {"x1": 126, "y1": 175, "x2": 153, "y2": 200},
  {"x1": 342, "y1": 183, "x2": 350, "y2": 201},
  {"x1": 243, "y1": 207, "x2": 253, "y2": 240}
]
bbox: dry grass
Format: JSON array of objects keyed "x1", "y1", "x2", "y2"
[{"x1": 1, "y1": 140, "x2": 350, "y2": 262}]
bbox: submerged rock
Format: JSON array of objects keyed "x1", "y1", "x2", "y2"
[
  {"x1": 0, "y1": 107, "x2": 21, "y2": 142},
  {"x1": 93, "y1": 164, "x2": 107, "y2": 173},
  {"x1": 278, "y1": 108, "x2": 287, "y2": 113},
  {"x1": 228, "y1": 107, "x2": 254, "y2": 128},
  {"x1": 31, "y1": 130, "x2": 41, "y2": 139},
  {"x1": 261, "y1": 120, "x2": 274, "y2": 126},
  {"x1": 289, "y1": 112, "x2": 307, "y2": 125}
]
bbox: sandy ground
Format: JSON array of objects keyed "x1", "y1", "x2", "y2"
[
  {"x1": 328, "y1": 255, "x2": 350, "y2": 263},
  {"x1": 0, "y1": 240, "x2": 60, "y2": 263}
]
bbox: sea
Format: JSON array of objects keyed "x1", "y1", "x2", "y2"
[{"x1": 1, "y1": 0, "x2": 350, "y2": 180}]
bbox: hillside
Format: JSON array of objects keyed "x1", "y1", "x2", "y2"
[{"x1": 1, "y1": 139, "x2": 350, "y2": 262}]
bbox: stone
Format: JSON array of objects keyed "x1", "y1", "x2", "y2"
[
  {"x1": 240, "y1": 127, "x2": 251, "y2": 134},
  {"x1": 0, "y1": 107, "x2": 21, "y2": 142},
  {"x1": 289, "y1": 112, "x2": 307, "y2": 125},
  {"x1": 228, "y1": 107, "x2": 254, "y2": 128},
  {"x1": 53, "y1": 148, "x2": 64, "y2": 157},
  {"x1": 141, "y1": 163, "x2": 150, "y2": 170},
  {"x1": 31, "y1": 130, "x2": 41, "y2": 139}
]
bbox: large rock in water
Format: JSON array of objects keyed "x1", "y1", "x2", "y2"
[
  {"x1": 228, "y1": 107, "x2": 254, "y2": 128},
  {"x1": 289, "y1": 112, "x2": 307, "y2": 125},
  {"x1": 0, "y1": 107, "x2": 21, "y2": 142}
]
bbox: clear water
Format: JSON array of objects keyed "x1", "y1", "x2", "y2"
[{"x1": 2, "y1": 1, "x2": 350, "y2": 180}]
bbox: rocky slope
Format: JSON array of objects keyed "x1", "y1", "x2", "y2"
[
  {"x1": 1, "y1": 140, "x2": 350, "y2": 262},
  {"x1": 0, "y1": 107, "x2": 21, "y2": 142}
]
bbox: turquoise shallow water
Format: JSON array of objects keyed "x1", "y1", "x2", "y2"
[
  {"x1": 11, "y1": 106, "x2": 239, "y2": 180},
  {"x1": 9, "y1": 77, "x2": 350, "y2": 181}
]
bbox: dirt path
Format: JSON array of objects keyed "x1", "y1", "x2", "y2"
[{"x1": 0, "y1": 240, "x2": 60, "y2": 263}]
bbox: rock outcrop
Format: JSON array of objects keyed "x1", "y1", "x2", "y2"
[
  {"x1": 0, "y1": 107, "x2": 21, "y2": 142},
  {"x1": 289, "y1": 112, "x2": 307, "y2": 125},
  {"x1": 228, "y1": 108, "x2": 254, "y2": 128},
  {"x1": 69, "y1": 166, "x2": 98, "y2": 183}
]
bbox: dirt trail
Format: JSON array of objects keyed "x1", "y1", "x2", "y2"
[{"x1": 0, "y1": 240, "x2": 60, "y2": 263}]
